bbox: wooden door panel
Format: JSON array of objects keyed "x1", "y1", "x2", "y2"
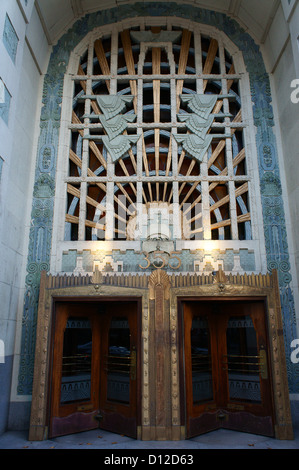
[
  {"x1": 188, "y1": 411, "x2": 220, "y2": 437},
  {"x1": 49, "y1": 303, "x2": 100, "y2": 437},
  {"x1": 184, "y1": 300, "x2": 274, "y2": 438},
  {"x1": 220, "y1": 302, "x2": 274, "y2": 436},
  {"x1": 184, "y1": 302, "x2": 219, "y2": 437},
  {"x1": 98, "y1": 302, "x2": 138, "y2": 438},
  {"x1": 49, "y1": 300, "x2": 138, "y2": 439}
]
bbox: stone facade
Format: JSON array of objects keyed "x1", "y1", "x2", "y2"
[
  {"x1": 16, "y1": 3, "x2": 299, "y2": 400},
  {"x1": 0, "y1": 1, "x2": 299, "y2": 437}
]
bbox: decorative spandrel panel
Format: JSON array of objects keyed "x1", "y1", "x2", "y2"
[{"x1": 66, "y1": 27, "x2": 251, "y2": 243}]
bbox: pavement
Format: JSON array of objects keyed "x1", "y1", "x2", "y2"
[{"x1": 0, "y1": 426, "x2": 298, "y2": 450}]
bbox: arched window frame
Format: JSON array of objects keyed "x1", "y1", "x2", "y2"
[{"x1": 51, "y1": 18, "x2": 265, "y2": 272}]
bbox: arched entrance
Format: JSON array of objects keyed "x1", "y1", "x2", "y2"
[{"x1": 29, "y1": 269, "x2": 293, "y2": 441}]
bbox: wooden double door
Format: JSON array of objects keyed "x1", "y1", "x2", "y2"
[
  {"x1": 49, "y1": 300, "x2": 138, "y2": 438},
  {"x1": 183, "y1": 299, "x2": 275, "y2": 438}
]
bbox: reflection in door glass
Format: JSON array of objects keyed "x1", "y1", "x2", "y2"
[
  {"x1": 225, "y1": 316, "x2": 261, "y2": 403},
  {"x1": 191, "y1": 316, "x2": 213, "y2": 404},
  {"x1": 60, "y1": 317, "x2": 92, "y2": 404},
  {"x1": 106, "y1": 317, "x2": 130, "y2": 403}
]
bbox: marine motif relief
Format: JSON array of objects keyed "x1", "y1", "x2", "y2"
[
  {"x1": 83, "y1": 94, "x2": 140, "y2": 162},
  {"x1": 175, "y1": 94, "x2": 229, "y2": 162}
]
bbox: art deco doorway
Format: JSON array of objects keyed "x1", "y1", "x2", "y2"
[
  {"x1": 183, "y1": 299, "x2": 274, "y2": 438},
  {"x1": 49, "y1": 299, "x2": 139, "y2": 439},
  {"x1": 29, "y1": 269, "x2": 293, "y2": 441}
]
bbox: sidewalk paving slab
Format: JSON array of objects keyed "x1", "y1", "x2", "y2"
[{"x1": 0, "y1": 427, "x2": 298, "y2": 450}]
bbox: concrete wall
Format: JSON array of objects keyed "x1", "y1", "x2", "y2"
[
  {"x1": 0, "y1": 0, "x2": 50, "y2": 434},
  {"x1": 262, "y1": 1, "x2": 299, "y2": 340}
]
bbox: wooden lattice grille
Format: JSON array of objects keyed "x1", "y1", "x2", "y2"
[{"x1": 66, "y1": 26, "x2": 250, "y2": 242}]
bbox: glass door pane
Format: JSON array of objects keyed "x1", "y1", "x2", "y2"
[
  {"x1": 191, "y1": 316, "x2": 213, "y2": 403},
  {"x1": 224, "y1": 315, "x2": 261, "y2": 403},
  {"x1": 60, "y1": 317, "x2": 92, "y2": 404},
  {"x1": 106, "y1": 317, "x2": 131, "y2": 403}
]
